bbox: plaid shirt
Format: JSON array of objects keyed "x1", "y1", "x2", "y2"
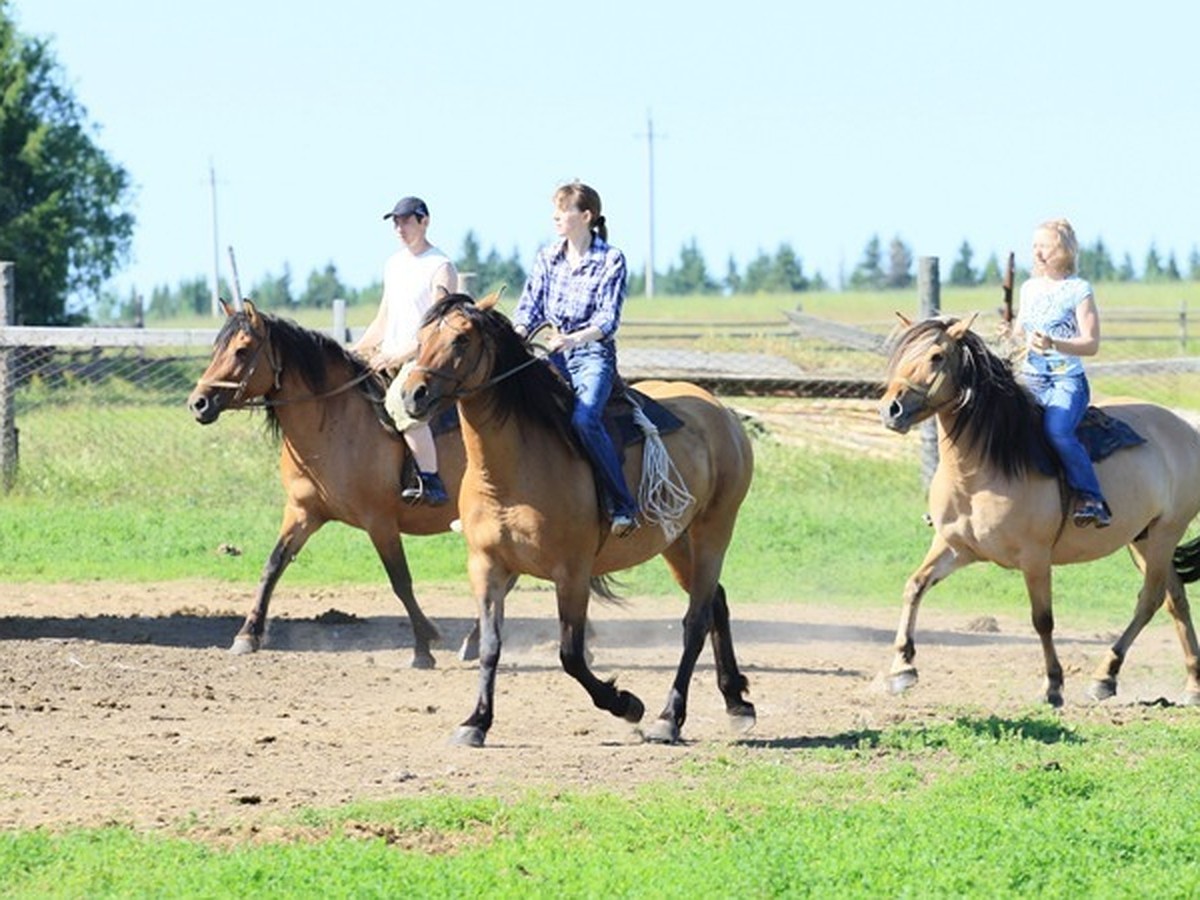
[{"x1": 514, "y1": 235, "x2": 628, "y2": 341}]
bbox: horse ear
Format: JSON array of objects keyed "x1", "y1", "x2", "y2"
[
  {"x1": 244, "y1": 299, "x2": 261, "y2": 327},
  {"x1": 894, "y1": 311, "x2": 913, "y2": 328},
  {"x1": 435, "y1": 285, "x2": 450, "y2": 301},
  {"x1": 477, "y1": 285, "x2": 506, "y2": 310},
  {"x1": 946, "y1": 312, "x2": 980, "y2": 340},
  {"x1": 219, "y1": 298, "x2": 235, "y2": 317}
]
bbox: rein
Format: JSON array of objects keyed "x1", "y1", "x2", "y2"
[
  {"x1": 412, "y1": 341, "x2": 548, "y2": 400},
  {"x1": 198, "y1": 319, "x2": 376, "y2": 409}
]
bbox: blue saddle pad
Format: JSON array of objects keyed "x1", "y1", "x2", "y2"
[
  {"x1": 605, "y1": 388, "x2": 685, "y2": 449},
  {"x1": 1033, "y1": 406, "x2": 1145, "y2": 477}
]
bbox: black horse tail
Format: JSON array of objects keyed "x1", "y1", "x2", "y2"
[
  {"x1": 1174, "y1": 535, "x2": 1200, "y2": 583},
  {"x1": 590, "y1": 574, "x2": 627, "y2": 605}
]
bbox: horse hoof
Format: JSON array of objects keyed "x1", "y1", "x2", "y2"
[
  {"x1": 229, "y1": 636, "x2": 259, "y2": 656},
  {"x1": 1086, "y1": 679, "x2": 1117, "y2": 703},
  {"x1": 887, "y1": 669, "x2": 918, "y2": 695},
  {"x1": 410, "y1": 652, "x2": 436, "y2": 670},
  {"x1": 642, "y1": 717, "x2": 680, "y2": 744},
  {"x1": 451, "y1": 726, "x2": 486, "y2": 748},
  {"x1": 728, "y1": 710, "x2": 757, "y2": 735},
  {"x1": 458, "y1": 640, "x2": 480, "y2": 663},
  {"x1": 1045, "y1": 690, "x2": 1065, "y2": 708},
  {"x1": 622, "y1": 694, "x2": 645, "y2": 724}
]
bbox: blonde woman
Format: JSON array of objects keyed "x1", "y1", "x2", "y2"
[{"x1": 1010, "y1": 218, "x2": 1110, "y2": 527}]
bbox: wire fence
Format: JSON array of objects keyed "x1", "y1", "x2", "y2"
[{"x1": 3, "y1": 303, "x2": 1200, "y2": 499}]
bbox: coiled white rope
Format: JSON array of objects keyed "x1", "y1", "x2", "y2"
[{"x1": 632, "y1": 405, "x2": 694, "y2": 543}]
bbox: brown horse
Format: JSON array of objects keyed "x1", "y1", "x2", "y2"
[
  {"x1": 398, "y1": 291, "x2": 756, "y2": 746},
  {"x1": 186, "y1": 300, "x2": 466, "y2": 668},
  {"x1": 880, "y1": 314, "x2": 1200, "y2": 706}
]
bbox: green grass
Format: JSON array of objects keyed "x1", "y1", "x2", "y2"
[{"x1": 4, "y1": 713, "x2": 1200, "y2": 897}]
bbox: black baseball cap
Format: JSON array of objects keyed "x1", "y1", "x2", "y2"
[{"x1": 383, "y1": 196, "x2": 429, "y2": 220}]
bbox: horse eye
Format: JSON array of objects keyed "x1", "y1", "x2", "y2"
[
  {"x1": 233, "y1": 346, "x2": 250, "y2": 361},
  {"x1": 929, "y1": 351, "x2": 944, "y2": 365},
  {"x1": 452, "y1": 334, "x2": 469, "y2": 351}
]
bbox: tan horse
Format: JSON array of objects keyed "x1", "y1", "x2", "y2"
[
  {"x1": 186, "y1": 300, "x2": 466, "y2": 668},
  {"x1": 880, "y1": 314, "x2": 1200, "y2": 706},
  {"x1": 398, "y1": 291, "x2": 756, "y2": 746}
]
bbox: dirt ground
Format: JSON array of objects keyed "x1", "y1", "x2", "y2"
[{"x1": 1, "y1": 580, "x2": 1192, "y2": 833}]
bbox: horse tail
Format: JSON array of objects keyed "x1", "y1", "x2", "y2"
[
  {"x1": 1174, "y1": 535, "x2": 1200, "y2": 583},
  {"x1": 590, "y1": 575, "x2": 627, "y2": 605}
]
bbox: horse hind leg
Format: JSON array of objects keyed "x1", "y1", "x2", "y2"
[
  {"x1": 708, "y1": 583, "x2": 756, "y2": 734},
  {"x1": 1163, "y1": 572, "x2": 1200, "y2": 705},
  {"x1": 370, "y1": 529, "x2": 441, "y2": 669},
  {"x1": 1088, "y1": 545, "x2": 1170, "y2": 702}
]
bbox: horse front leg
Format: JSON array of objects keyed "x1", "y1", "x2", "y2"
[
  {"x1": 1023, "y1": 566, "x2": 1064, "y2": 706},
  {"x1": 557, "y1": 576, "x2": 646, "y2": 730},
  {"x1": 888, "y1": 535, "x2": 968, "y2": 694},
  {"x1": 452, "y1": 562, "x2": 512, "y2": 747},
  {"x1": 369, "y1": 529, "x2": 440, "y2": 669},
  {"x1": 231, "y1": 508, "x2": 319, "y2": 655}
]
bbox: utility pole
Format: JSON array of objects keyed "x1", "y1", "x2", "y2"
[
  {"x1": 643, "y1": 111, "x2": 657, "y2": 298},
  {"x1": 209, "y1": 159, "x2": 221, "y2": 316}
]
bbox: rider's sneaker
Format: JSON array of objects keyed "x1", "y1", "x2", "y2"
[
  {"x1": 1073, "y1": 496, "x2": 1111, "y2": 529},
  {"x1": 611, "y1": 511, "x2": 638, "y2": 538}
]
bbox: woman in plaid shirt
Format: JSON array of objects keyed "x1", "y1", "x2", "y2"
[{"x1": 514, "y1": 181, "x2": 639, "y2": 536}]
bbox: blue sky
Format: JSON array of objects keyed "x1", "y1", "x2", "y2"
[{"x1": 12, "y1": 1, "x2": 1200, "y2": 303}]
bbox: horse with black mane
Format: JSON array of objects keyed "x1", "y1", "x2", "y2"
[
  {"x1": 398, "y1": 291, "x2": 756, "y2": 745},
  {"x1": 880, "y1": 313, "x2": 1200, "y2": 706},
  {"x1": 187, "y1": 300, "x2": 467, "y2": 668}
]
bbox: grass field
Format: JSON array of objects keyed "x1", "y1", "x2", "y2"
[{"x1": 6, "y1": 284, "x2": 1200, "y2": 893}]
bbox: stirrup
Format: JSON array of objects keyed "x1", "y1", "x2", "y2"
[
  {"x1": 610, "y1": 512, "x2": 638, "y2": 538},
  {"x1": 402, "y1": 471, "x2": 449, "y2": 507}
]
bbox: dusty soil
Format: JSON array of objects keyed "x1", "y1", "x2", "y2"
[{"x1": 0, "y1": 580, "x2": 1192, "y2": 832}]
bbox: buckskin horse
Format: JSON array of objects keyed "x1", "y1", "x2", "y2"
[
  {"x1": 880, "y1": 313, "x2": 1200, "y2": 706},
  {"x1": 187, "y1": 300, "x2": 467, "y2": 668},
  {"x1": 398, "y1": 291, "x2": 757, "y2": 745}
]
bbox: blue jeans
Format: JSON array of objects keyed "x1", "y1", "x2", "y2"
[
  {"x1": 1024, "y1": 372, "x2": 1105, "y2": 501},
  {"x1": 552, "y1": 341, "x2": 638, "y2": 517}
]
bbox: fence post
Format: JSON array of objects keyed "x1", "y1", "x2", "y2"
[
  {"x1": 332, "y1": 298, "x2": 347, "y2": 343},
  {"x1": 1180, "y1": 300, "x2": 1188, "y2": 353},
  {"x1": 0, "y1": 261, "x2": 17, "y2": 491},
  {"x1": 917, "y1": 256, "x2": 940, "y2": 489}
]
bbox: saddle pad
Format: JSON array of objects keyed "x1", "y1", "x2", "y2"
[
  {"x1": 1032, "y1": 405, "x2": 1145, "y2": 477},
  {"x1": 605, "y1": 388, "x2": 685, "y2": 449}
]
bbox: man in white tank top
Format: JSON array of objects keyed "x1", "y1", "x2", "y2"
[{"x1": 353, "y1": 196, "x2": 458, "y2": 505}]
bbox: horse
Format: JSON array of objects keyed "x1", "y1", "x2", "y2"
[
  {"x1": 879, "y1": 313, "x2": 1200, "y2": 706},
  {"x1": 186, "y1": 299, "x2": 469, "y2": 668},
  {"x1": 397, "y1": 291, "x2": 756, "y2": 746}
]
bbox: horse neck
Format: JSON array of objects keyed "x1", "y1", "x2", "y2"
[
  {"x1": 269, "y1": 360, "x2": 371, "y2": 451},
  {"x1": 455, "y1": 393, "x2": 540, "y2": 490},
  {"x1": 934, "y1": 406, "x2": 990, "y2": 479}
]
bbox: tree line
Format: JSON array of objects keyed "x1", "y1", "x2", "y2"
[{"x1": 5, "y1": 4, "x2": 1200, "y2": 326}]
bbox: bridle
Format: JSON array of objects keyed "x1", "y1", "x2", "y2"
[
  {"x1": 196, "y1": 317, "x2": 374, "y2": 409},
  {"x1": 889, "y1": 337, "x2": 959, "y2": 413},
  {"x1": 409, "y1": 315, "x2": 548, "y2": 401}
]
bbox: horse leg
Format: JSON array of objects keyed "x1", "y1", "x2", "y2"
[
  {"x1": 661, "y1": 537, "x2": 754, "y2": 736},
  {"x1": 556, "y1": 576, "x2": 646, "y2": 729},
  {"x1": 1088, "y1": 544, "x2": 1170, "y2": 702},
  {"x1": 888, "y1": 535, "x2": 969, "y2": 694},
  {"x1": 452, "y1": 568, "x2": 510, "y2": 747},
  {"x1": 368, "y1": 528, "x2": 441, "y2": 669},
  {"x1": 458, "y1": 575, "x2": 517, "y2": 663},
  {"x1": 1023, "y1": 566, "x2": 1064, "y2": 707},
  {"x1": 707, "y1": 583, "x2": 756, "y2": 733},
  {"x1": 1161, "y1": 572, "x2": 1200, "y2": 705},
  {"x1": 231, "y1": 509, "x2": 319, "y2": 654}
]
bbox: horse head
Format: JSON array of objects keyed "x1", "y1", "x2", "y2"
[
  {"x1": 879, "y1": 313, "x2": 977, "y2": 433},
  {"x1": 187, "y1": 299, "x2": 280, "y2": 424},
  {"x1": 399, "y1": 290, "x2": 507, "y2": 421}
]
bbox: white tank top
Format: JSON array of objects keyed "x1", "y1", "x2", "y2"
[{"x1": 380, "y1": 245, "x2": 453, "y2": 355}]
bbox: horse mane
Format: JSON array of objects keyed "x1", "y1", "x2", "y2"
[
  {"x1": 216, "y1": 307, "x2": 385, "y2": 438},
  {"x1": 893, "y1": 318, "x2": 1050, "y2": 479},
  {"x1": 422, "y1": 293, "x2": 581, "y2": 451}
]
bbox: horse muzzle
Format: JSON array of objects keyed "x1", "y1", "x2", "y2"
[
  {"x1": 187, "y1": 389, "x2": 223, "y2": 425},
  {"x1": 879, "y1": 395, "x2": 917, "y2": 434}
]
